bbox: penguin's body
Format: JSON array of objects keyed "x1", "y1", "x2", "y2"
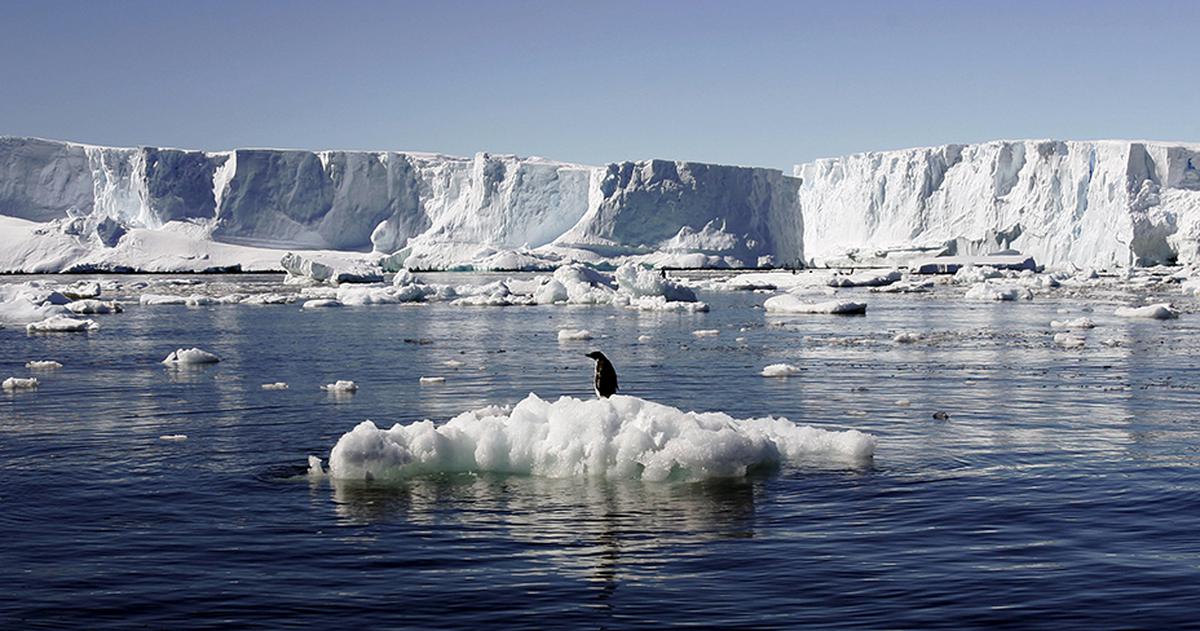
[{"x1": 585, "y1": 351, "x2": 619, "y2": 398}]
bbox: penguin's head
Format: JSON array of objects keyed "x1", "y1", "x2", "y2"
[{"x1": 585, "y1": 351, "x2": 606, "y2": 361}]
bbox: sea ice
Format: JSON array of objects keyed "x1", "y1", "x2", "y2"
[
  {"x1": 26, "y1": 315, "x2": 99, "y2": 333},
  {"x1": 2, "y1": 377, "x2": 39, "y2": 391},
  {"x1": 557, "y1": 329, "x2": 593, "y2": 341},
  {"x1": 162, "y1": 348, "x2": 221, "y2": 364},
  {"x1": 261, "y1": 382, "x2": 289, "y2": 390},
  {"x1": 1054, "y1": 332, "x2": 1086, "y2": 348},
  {"x1": 322, "y1": 380, "x2": 359, "y2": 393},
  {"x1": 964, "y1": 282, "x2": 1033, "y2": 301},
  {"x1": 139, "y1": 294, "x2": 188, "y2": 306},
  {"x1": 827, "y1": 269, "x2": 901, "y2": 288},
  {"x1": 893, "y1": 332, "x2": 922, "y2": 343},
  {"x1": 763, "y1": 295, "x2": 868, "y2": 315},
  {"x1": 1051, "y1": 317, "x2": 1096, "y2": 329},
  {"x1": 326, "y1": 393, "x2": 876, "y2": 482},
  {"x1": 419, "y1": 376, "x2": 446, "y2": 384},
  {"x1": 25, "y1": 360, "x2": 62, "y2": 370},
  {"x1": 65, "y1": 299, "x2": 123, "y2": 314},
  {"x1": 1113, "y1": 303, "x2": 1180, "y2": 320},
  {"x1": 761, "y1": 363, "x2": 801, "y2": 377}
]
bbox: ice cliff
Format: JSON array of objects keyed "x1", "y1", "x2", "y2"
[
  {"x1": 1, "y1": 136, "x2": 1197, "y2": 273},
  {"x1": 795, "y1": 140, "x2": 1200, "y2": 268},
  {"x1": 0, "y1": 137, "x2": 801, "y2": 272}
]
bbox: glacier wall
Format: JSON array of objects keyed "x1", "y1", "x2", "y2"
[
  {"x1": 2, "y1": 136, "x2": 1199, "y2": 271},
  {"x1": 794, "y1": 140, "x2": 1200, "y2": 268},
  {"x1": 0, "y1": 137, "x2": 800, "y2": 268}
]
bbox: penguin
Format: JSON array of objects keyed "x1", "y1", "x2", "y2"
[{"x1": 585, "y1": 351, "x2": 619, "y2": 399}]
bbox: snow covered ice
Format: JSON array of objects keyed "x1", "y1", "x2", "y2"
[
  {"x1": 325, "y1": 394, "x2": 876, "y2": 482},
  {"x1": 322, "y1": 380, "x2": 359, "y2": 393},
  {"x1": 1114, "y1": 303, "x2": 1181, "y2": 319}
]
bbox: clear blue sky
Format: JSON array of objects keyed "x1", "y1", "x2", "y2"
[{"x1": 2, "y1": 0, "x2": 1196, "y2": 169}]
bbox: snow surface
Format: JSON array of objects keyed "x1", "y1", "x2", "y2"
[{"x1": 325, "y1": 393, "x2": 875, "y2": 481}]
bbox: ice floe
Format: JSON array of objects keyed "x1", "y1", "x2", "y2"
[
  {"x1": 25, "y1": 360, "x2": 62, "y2": 370},
  {"x1": 1114, "y1": 303, "x2": 1180, "y2": 320},
  {"x1": 557, "y1": 329, "x2": 593, "y2": 341},
  {"x1": 261, "y1": 382, "x2": 289, "y2": 390},
  {"x1": 26, "y1": 315, "x2": 99, "y2": 333},
  {"x1": 761, "y1": 363, "x2": 801, "y2": 377},
  {"x1": 2, "y1": 377, "x2": 39, "y2": 391},
  {"x1": 325, "y1": 393, "x2": 876, "y2": 482},
  {"x1": 162, "y1": 348, "x2": 221, "y2": 365},
  {"x1": 763, "y1": 295, "x2": 867, "y2": 315},
  {"x1": 322, "y1": 380, "x2": 359, "y2": 393}
]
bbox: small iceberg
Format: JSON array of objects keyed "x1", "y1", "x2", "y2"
[
  {"x1": 761, "y1": 363, "x2": 801, "y2": 377},
  {"x1": 26, "y1": 316, "x2": 99, "y2": 333},
  {"x1": 325, "y1": 393, "x2": 876, "y2": 482},
  {"x1": 557, "y1": 328, "x2": 593, "y2": 341},
  {"x1": 2, "y1": 377, "x2": 39, "y2": 391},
  {"x1": 162, "y1": 348, "x2": 221, "y2": 365},
  {"x1": 261, "y1": 382, "x2": 289, "y2": 390},
  {"x1": 25, "y1": 360, "x2": 63, "y2": 370},
  {"x1": 419, "y1": 376, "x2": 446, "y2": 384},
  {"x1": 322, "y1": 380, "x2": 359, "y2": 393}
]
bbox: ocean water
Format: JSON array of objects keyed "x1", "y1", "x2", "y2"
[{"x1": 2, "y1": 274, "x2": 1199, "y2": 628}]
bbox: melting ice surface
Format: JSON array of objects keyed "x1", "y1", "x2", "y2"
[{"x1": 324, "y1": 393, "x2": 875, "y2": 482}]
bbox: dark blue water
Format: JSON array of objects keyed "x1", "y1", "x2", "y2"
[{"x1": 3, "y1": 274, "x2": 1199, "y2": 628}]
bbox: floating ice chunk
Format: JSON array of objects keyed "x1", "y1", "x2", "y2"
[
  {"x1": 444, "y1": 359, "x2": 465, "y2": 368},
  {"x1": 26, "y1": 315, "x2": 99, "y2": 333},
  {"x1": 162, "y1": 348, "x2": 220, "y2": 365},
  {"x1": 326, "y1": 393, "x2": 876, "y2": 482},
  {"x1": 871, "y1": 279, "x2": 934, "y2": 294},
  {"x1": 185, "y1": 294, "x2": 216, "y2": 306},
  {"x1": 26, "y1": 360, "x2": 62, "y2": 370},
  {"x1": 692, "y1": 329, "x2": 720, "y2": 337},
  {"x1": 827, "y1": 269, "x2": 901, "y2": 288},
  {"x1": 1054, "y1": 332, "x2": 1086, "y2": 348},
  {"x1": 964, "y1": 282, "x2": 1033, "y2": 301},
  {"x1": 624, "y1": 296, "x2": 710, "y2": 312},
  {"x1": 419, "y1": 376, "x2": 446, "y2": 384},
  {"x1": 307, "y1": 455, "x2": 325, "y2": 478},
  {"x1": 892, "y1": 332, "x2": 921, "y2": 343},
  {"x1": 65, "y1": 299, "x2": 123, "y2": 314},
  {"x1": 139, "y1": 294, "x2": 188, "y2": 305},
  {"x1": 764, "y1": 295, "x2": 867, "y2": 315},
  {"x1": 302, "y1": 299, "x2": 343, "y2": 309},
  {"x1": 2, "y1": 377, "x2": 38, "y2": 391},
  {"x1": 1114, "y1": 303, "x2": 1180, "y2": 320},
  {"x1": 761, "y1": 363, "x2": 801, "y2": 377},
  {"x1": 322, "y1": 380, "x2": 358, "y2": 393},
  {"x1": 557, "y1": 328, "x2": 593, "y2": 341},
  {"x1": 1051, "y1": 317, "x2": 1096, "y2": 329},
  {"x1": 637, "y1": 335, "x2": 653, "y2": 343},
  {"x1": 953, "y1": 265, "x2": 1004, "y2": 284},
  {"x1": 61, "y1": 281, "x2": 102, "y2": 300},
  {"x1": 895, "y1": 399, "x2": 911, "y2": 407},
  {"x1": 159, "y1": 434, "x2": 188, "y2": 441},
  {"x1": 216, "y1": 294, "x2": 248, "y2": 304},
  {"x1": 261, "y1": 382, "x2": 289, "y2": 390},
  {"x1": 242, "y1": 293, "x2": 294, "y2": 305},
  {"x1": 614, "y1": 263, "x2": 698, "y2": 302}
]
